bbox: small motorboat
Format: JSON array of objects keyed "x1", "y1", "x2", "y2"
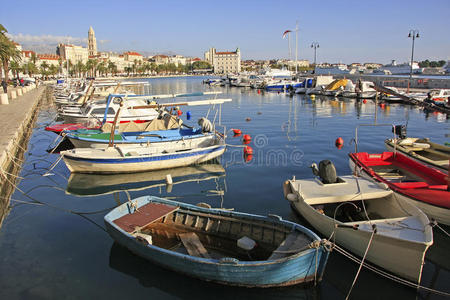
[
  {"x1": 283, "y1": 160, "x2": 433, "y2": 283},
  {"x1": 349, "y1": 151, "x2": 450, "y2": 226},
  {"x1": 104, "y1": 196, "x2": 331, "y2": 287}
]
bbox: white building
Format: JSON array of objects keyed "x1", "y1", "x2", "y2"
[
  {"x1": 204, "y1": 47, "x2": 241, "y2": 74},
  {"x1": 169, "y1": 55, "x2": 187, "y2": 67},
  {"x1": 57, "y1": 43, "x2": 88, "y2": 64}
]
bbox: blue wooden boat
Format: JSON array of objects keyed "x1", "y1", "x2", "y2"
[{"x1": 104, "y1": 196, "x2": 331, "y2": 287}]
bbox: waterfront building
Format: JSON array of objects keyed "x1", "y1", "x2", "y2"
[
  {"x1": 153, "y1": 55, "x2": 169, "y2": 65},
  {"x1": 204, "y1": 47, "x2": 241, "y2": 74},
  {"x1": 124, "y1": 51, "x2": 143, "y2": 62},
  {"x1": 169, "y1": 55, "x2": 187, "y2": 67},
  {"x1": 57, "y1": 43, "x2": 88, "y2": 64},
  {"x1": 88, "y1": 26, "x2": 97, "y2": 57},
  {"x1": 364, "y1": 63, "x2": 383, "y2": 69}
]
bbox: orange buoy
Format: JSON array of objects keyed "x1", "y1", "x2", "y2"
[
  {"x1": 243, "y1": 139, "x2": 251, "y2": 145},
  {"x1": 234, "y1": 132, "x2": 242, "y2": 137},
  {"x1": 336, "y1": 144, "x2": 343, "y2": 150},
  {"x1": 380, "y1": 103, "x2": 385, "y2": 109},
  {"x1": 244, "y1": 146, "x2": 253, "y2": 155},
  {"x1": 243, "y1": 134, "x2": 251, "y2": 142},
  {"x1": 335, "y1": 137, "x2": 344, "y2": 148},
  {"x1": 246, "y1": 117, "x2": 251, "y2": 122},
  {"x1": 363, "y1": 99, "x2": 367, "y2": 104},
  {"x1": 232, "y1": 129, "x2": 242, "y2": 135},
  {"x1": 244, "y1": 154, "x2": 253, "y2": 162},
  {"x1": 257, "y1": 90, "x2": 261, "y2": 94},
  {"x1": 177, "y1": 110, "x2": 183, "y2": 116}
]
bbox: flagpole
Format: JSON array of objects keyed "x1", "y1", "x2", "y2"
[
  {"x1": 295, "y1": 20, "x2": 298, "y2": 73},
  {"x1": 288, "y1": 33, "x2": 291, "y2": 69}
]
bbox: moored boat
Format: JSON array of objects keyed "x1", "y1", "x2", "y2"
[
  {"x1": 104, "y1": 196, "x2": 331, "y2": 287},
  {"x1": 349, "y1": 151, "x2": 450, "y2": 225},
  {"x1": 283, "y1": 160, "x2": 433, "y2": 283},
  {"x1": 385, "y1": 137, "x2": 450, "y2": 172}
]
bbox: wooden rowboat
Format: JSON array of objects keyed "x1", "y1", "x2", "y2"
[
  {"x1": 104, "y1": 196, "x2": 331, "y2": 287},
  {"x1": 385, "y1": 137, "x2": 449, "y2": 172}
]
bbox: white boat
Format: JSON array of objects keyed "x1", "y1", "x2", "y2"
[
  {"x1": 58, "y1": 95, "x2": 158, "y2": 124},
  {"x1": 341, "y1": 81, "x2": 377, "y2": 99},
  {"x1": 283, "y1": 161, "x2": 433, "y2": 283},
  {"x1": 375, "y1": 60, "x2": 423, "y2": 75},
  {"x1": 61, "y1": 133, "x2": 225, "y2": 174}
]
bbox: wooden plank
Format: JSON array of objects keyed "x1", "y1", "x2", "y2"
[
  {"x1": 269, "y1": 232, "x2": 312, "y2": 260},
  {"x1": 113, "y1": 202, "x2": 179, "y2": 233},
  {"x1": 179, "y1": 232, "x2": 211, "y2": 258}
]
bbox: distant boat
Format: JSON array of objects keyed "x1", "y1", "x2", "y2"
[
  {"x1": 314, "y1": 65, "x2": 349, "y2": 75},
  {"x1": 349, "y1": 151, "x2": 450, "y2": 226},
  {"x1": 375, "y1": 60, "x2": 423, "y2": 75},
  {"x1": 104, "y1": 196, "x2": 331, "y2": 287},
  {"x1": 283, "y1": 161, "x2": 433, "y2": 283}
]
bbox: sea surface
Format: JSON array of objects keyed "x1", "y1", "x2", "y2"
[{"x1": 0, "y1": 76, "x2": 448, "y2": 300}]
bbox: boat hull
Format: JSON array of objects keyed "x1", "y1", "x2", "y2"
[
  {"x1": 284, "y1": 180, "x2": 431, "y2": 283},
  {"x1": 104, "y1": 196, "x2": 330, "y2": 287},
  {"x1": 63, "y1": 145, "x2": 226, "y2": 174}
]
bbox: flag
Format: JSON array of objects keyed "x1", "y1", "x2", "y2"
[{"x1": 282, "y1": 30, "x2": 291, "y2": 39}]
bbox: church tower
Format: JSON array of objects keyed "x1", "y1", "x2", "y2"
[{"x1": 88, "y1": 26, "x2": 97, "y2": 56}]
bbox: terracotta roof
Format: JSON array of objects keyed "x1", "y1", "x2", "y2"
[
  {"x1": 37, "y1": 54, "x2": 60, "y2": 60},
  {"x1": 154, "y1": 55, "x2": 168, "y2": 58},
  {"x1": 125, "y1": 51, "x2": 142, "y2": 56},
  {"x1": 192, "y1": 58, "x2": 201, "y2": 61},
  {"x1": 22, "y1": 50, "x2": 36, "y2": 57}
]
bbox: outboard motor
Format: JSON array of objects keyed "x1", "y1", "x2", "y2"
[
  {"x1": 318, "y1": 160, "x2": 337, "y2": 184},
  {"x1": 198, "y1": 117, "x2": 213, "y2": 133},
  {"x1": 392, "y1": 124, "x2": 406, "y2": 139}
]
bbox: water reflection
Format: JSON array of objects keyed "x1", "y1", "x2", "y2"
[
  {"x1": 66, "y1": 163, "x2": 226, "y2": 197},
  {"x1": 109, "y1": 242, "x2": 320, "y2": 300}
]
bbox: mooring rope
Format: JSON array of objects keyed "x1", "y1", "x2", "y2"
[
  {"x1": 345, "y1": 226, "x2": 376, "y2": 300},
  {"x1": 333, "y1": 244, "x2": 450, "y2": 297}
]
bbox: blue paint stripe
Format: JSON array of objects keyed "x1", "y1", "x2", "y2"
[{"x1": 65, "y1": 145, "x2": 225, "y2": 164}]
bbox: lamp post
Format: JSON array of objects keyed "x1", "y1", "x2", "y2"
[
  {"x1": 407, "y1": 29, "x2": 419, "y2": 93},
  {"x1": 311, "y1": 42, "x2": 319, "y2": 66}
]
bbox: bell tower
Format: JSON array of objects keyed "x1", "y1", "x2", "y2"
[{"x1": 88, "y1": 26, "x2": 97, "y2": 56}]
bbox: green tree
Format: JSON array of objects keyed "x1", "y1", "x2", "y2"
[
  {"x1": 10, "y1": 60, "x2": 22, "y2": 79},
  {"x1": 0, "y1": 24, "x2": 22, "y2": 84},
  {"x1": 192, "y1": 61, "x2": 212, "y2": 70},
  {"x1": 107, "y1": 61, "x2": 117, "y2": 76}
]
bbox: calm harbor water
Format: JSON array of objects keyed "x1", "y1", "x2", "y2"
[{"x1": 0, "y1": 76, "x2": 448, "y2": 299}]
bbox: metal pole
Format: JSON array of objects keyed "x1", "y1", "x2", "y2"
[
  {"x1": 407, "y1": 30, "x2": 419, "y2": 93},
  {"x1": 295, "y1": 21, "x2": 298, "y2": 73}
]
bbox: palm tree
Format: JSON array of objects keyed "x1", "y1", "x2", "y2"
[
  {"x1": 25, "y1": 62, "x2": 38, "y2": 76},
  {"x1": 10, "y1": 60, "x2": 22, "y2": 79},
  {"x1": 97, "y1": 61, "x2": 106, "y2": 77},
  {"x1": 0, "y1": 24, "x2": 22, "y2": 84},
  {"x1": 40, "y1": 61, "x2": 50, "y2": 79}
]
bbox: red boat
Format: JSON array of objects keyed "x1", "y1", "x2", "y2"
[
  {"x1": 45, "y1": 120, "x2": 149, "y2": 134},
  {"x1": 349, "y1": 151, "x2": 450, "y2": 226}
]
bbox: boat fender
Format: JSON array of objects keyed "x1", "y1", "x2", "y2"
[
  {"x1": 243, "y1": 146, "x2": 253, "y2": 155},
  {"x1": 243, "y1": 134, "x2": 251, "y2": 142},
  {"x1": 318, "y1": 160, "x2": 337, "y2": 184},
  {"x1": 412, "y1": 142, "x2": 430, "y2": 149},
  {"x1": 186, "y1": 111, "x2": 191, "y2": 120},
  {"x1": 219, "y1": 257, "x2": 239, "y2": 264}
]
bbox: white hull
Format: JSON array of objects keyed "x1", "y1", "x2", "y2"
[
  {"x1": 68, "y1": 134, "x2": 213, "y2": 149},
  {"x1": 62, "y1": 143, "x2": 225, "y2": 174}
]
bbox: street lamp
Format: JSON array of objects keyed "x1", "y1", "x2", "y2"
[
  {"x1": 311, "y1": 42, "x2": 319, "y2": 66},
  {"x1": 407, "y1": 29, "x2": 419, "y2": 92}
]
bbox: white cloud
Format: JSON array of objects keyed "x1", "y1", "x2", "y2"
[{"x1": 6, "y1": 33, "x2": 87, "y2": 46}]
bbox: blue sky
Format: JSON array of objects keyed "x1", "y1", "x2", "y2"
[{"x1": 1, "y1": 0, "x2": 449, "y2": 64}]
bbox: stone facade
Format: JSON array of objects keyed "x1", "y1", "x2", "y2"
[
  {"x1": 204, "y1": 47, "x2": 241, "y2": 74},
  {"x1": 88, "y1": 26, "x2": 97, "y2": 57},
  {"x1": 57, "y1": 43, "x2": 88, "y2": 64}
]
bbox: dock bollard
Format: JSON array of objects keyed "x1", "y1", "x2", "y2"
[
  {"x1": 0, "y1": 93, "x2": 9, "y2": 105},
  {"x1": 9, "y1": 90, "x2": 17, "y2": 99}
]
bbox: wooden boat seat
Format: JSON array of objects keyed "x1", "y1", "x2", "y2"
[
  {"x1": 113, "y1": 202, "x2": 179, "y2": 233},
  {"x1": 268, "y1": 231, "x2": 312, "y2": 260},
  {"x1": 391, "y1": 182, "x2": 429, "y2": 189},
  {"x1": 179, "y1": 232, "x2": 211, "y2": 258}
]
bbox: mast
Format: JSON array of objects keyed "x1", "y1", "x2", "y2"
[{"x1": 295, "y1": 20, "x2": 298, "y2": 73}]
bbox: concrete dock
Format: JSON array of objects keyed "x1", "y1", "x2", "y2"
[{"x1": 0, "y1": 85, "x2": 46, "y2": 227}]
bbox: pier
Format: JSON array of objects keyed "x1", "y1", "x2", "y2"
[{"x1": 0, "y1": 85, "x2": 47, "y2": 227}]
